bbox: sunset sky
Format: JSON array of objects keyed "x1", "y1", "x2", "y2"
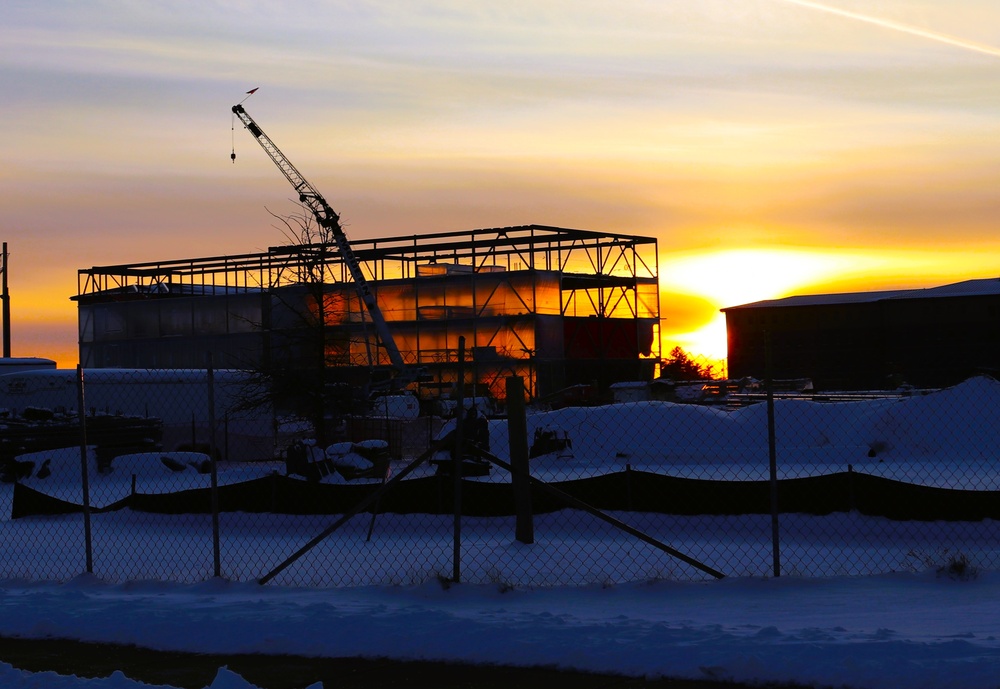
[{"x1": 4, "y1": 1, "x2": 1000, "y2": 369}]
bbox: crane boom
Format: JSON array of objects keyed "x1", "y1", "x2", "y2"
[{"x1": 232, "y1": 103, "x2": 407, "y2": 377}]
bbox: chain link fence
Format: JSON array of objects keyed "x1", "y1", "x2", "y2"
[{"x1": 2, "y1": 364, "x2": 999, "y2": 587}]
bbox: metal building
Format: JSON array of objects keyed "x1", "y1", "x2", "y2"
[
  {"x1": 75, "y1": 224, "x2": 660, "y2": 403},
  {"x1": 723, "y1": 277, "x2": 1000, "y2": 390}
]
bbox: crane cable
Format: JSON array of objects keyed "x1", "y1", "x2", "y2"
[{"x1": 231, "y1": 87, "x2": 259, "y2": 163}]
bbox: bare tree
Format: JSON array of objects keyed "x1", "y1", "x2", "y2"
[{"x1": 233, "y1": 204, "x2": 357, "y2": 447}]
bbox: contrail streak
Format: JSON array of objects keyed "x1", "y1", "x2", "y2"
[{"x1": 777, "y1": 0, "x2": 1000, "y2": 59}]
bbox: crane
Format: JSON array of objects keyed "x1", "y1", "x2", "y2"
[{"x1": 231, "y1": 103, "x2": 409, "y2": 385}]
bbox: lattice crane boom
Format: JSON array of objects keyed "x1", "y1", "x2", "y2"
[{"x1": 231, "y1": 103, "x2": 407, "y2": 378}]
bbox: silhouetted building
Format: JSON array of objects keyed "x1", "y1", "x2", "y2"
[
  {"x1": 723, "y1": 277, "x2": 1000, "y2": 390},
  {"x1": 74, "y1": 225, "x2": 660, "y2": 402}
]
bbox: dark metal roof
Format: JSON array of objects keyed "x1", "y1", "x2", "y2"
[{"x1": 721, "y1": 277, "x2": 1000, "y2": 312}]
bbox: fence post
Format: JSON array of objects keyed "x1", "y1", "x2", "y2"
[
  {"x1": 626, "y1": 463, "x2": 633, "y2": 511},
  {"x1": 506, "y1": 375, "x2": 533, "y2": 544},
  {"x1": 847, "y1": 464, "x2": 855, "y2": 512},
  {"x1": 208, "y1": 354, "x2": 221, "y2": 578},
  {"x1": 76, "y1": 365, "x2": 93, "y2": 574},
  {"x1": 452, "y1": 337, "x2": 466, "y2": 583},
  {"x1": 765, "y1": 330, "x2": 780, "y2": 577}
]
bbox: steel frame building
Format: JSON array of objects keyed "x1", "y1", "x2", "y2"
[{"x1": 76, "y1": 224, "x2": 660, "y2": 402}]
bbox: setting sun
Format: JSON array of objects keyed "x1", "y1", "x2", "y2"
[
  {"x1": 5, "y1": 2, "x2": 1000, "y2": 376},
  {"x1": 662, "y1": 248, "x2": 879, "y2": 310},
  {"x1": 657, "y1": 245, "x2": 1000, "y2": 369},
  {"x1": 658, "y1": 248, "x2": 880, "y2": 364}
]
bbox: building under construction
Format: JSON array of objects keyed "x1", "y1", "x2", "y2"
[{"x1": 75, "y1": 224, "x2": 659, "y2": 404}]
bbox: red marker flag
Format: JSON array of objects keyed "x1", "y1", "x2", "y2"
[{"x1": 246, "y1": 87, "x2": 258, "y2": 95}]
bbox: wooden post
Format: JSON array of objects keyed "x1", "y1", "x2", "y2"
[
  {"x1": 2, "y1": 242, "x2": 10, "y2": 358},
  {"x1": 506, "y1": 375, "x2": 533, "y2": 544}
]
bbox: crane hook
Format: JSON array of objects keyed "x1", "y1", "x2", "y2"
[{"x1": 232, "y1": 87, "x2": 257, "y2": 164}]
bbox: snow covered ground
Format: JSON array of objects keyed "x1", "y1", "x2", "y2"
[
  {"x1": 3, "y1": 377, "x2": 1000, "y2": 585},
  {"x1": 2, "y1": 377, "x2": 1000, "y2": 687},
  {"x1": 12, "y1": 375, "x2": 1000, "y2": 488},
  {"x1": 3, "y1": 570, "x2": 1000, "y2": 689}
]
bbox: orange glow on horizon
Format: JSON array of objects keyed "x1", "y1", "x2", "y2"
[
  {"x1": 10, "y1": 242, "x2": 1000, "y2": 375},
  {"x1": 659, "y1": 245, "x2": 1000, "y2": 370},
  {"x1": 7, "y1": 1, "x2": 1000, "y2": 377}
]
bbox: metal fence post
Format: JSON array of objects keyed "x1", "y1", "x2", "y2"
[
  {"x1": 765, "y1": 330, "x2": 780, "y2": 577},
  {"x1": 626, "y1": 463, "x2": 634, "y2": 511},
  {"x1": 452, "y1": 336, "x2": 466, "y2": 583},
  {"x1": 76, "y1": 365, "x2": 93, "y2": 574},
  {"x1": 208, "y1": 355, "x2": 221, "y2": 578}
]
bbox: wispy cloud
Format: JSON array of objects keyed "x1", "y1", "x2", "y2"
[
  {"x1": 776, "y1": 0, "x2": 1000, "y2": 59},
  {"x1": 4, "y1": 1, "x2": 1000, "y2": 364}
]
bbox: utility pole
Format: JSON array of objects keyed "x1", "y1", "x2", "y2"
[{"x1": 2, "y1": 242, "x2": 10, "y2": 358}]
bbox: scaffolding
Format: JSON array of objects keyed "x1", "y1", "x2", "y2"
[{"x1": 76, "y1": 225, "x2": 660, "y2": 402}]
